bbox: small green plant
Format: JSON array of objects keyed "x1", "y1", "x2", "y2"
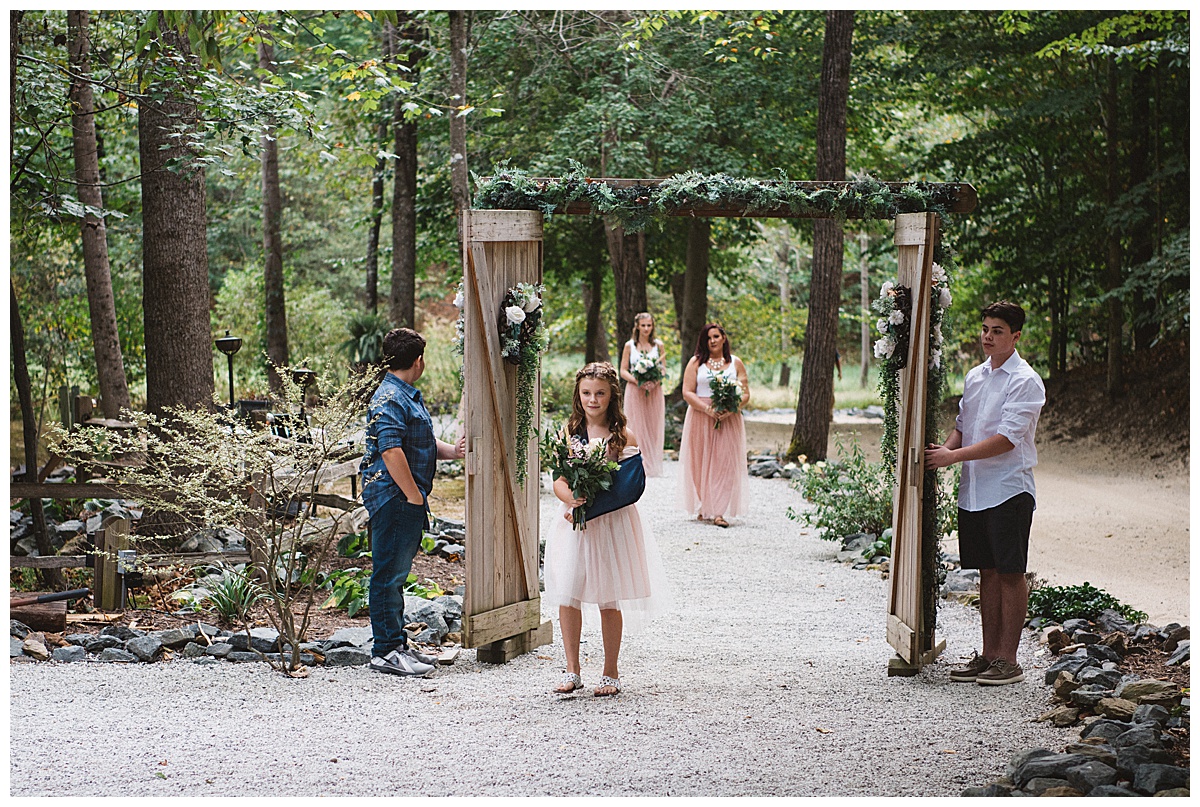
[
  {"x1": 787, "y1": 437, "x2": 892, "y2": 541},
  {"x1": 1026, "y1": 582, "x2": 1148, "y2": 624},
  {"x1": 203, "y1": 568, "x2": 265, "y2": 623},
  {"x1": 404, "y1": 573, "x2": 444, "y2": 599},
  {"x1": 337, "y1": 530, "x2": 371, "y2": 559},
  {"x1": 320, "y1": 567, "x2": 371, "y2": 617},
  {"x1": 420, "y1": 533, "x2": 436, "y2": 554}
]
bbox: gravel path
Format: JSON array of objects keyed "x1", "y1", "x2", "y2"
[{"x1": 9, "y1": 462, "x2": 1072, "y2": 797}]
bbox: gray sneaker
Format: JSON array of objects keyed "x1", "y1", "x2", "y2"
[
  {"x1": 369, "y1": 649, "x2": 434, "y2": 677},
  {"x1": 976, "y1": 658, "x2": 1024, "y2": 686},
  {"x1": 401, "y1": 645, "x2": 439, "y2": 666}
]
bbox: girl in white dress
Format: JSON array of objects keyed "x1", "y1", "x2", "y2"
[
  {"x1": 619, "y1": 312, "x2": 666, "y2": 477},
  {"x1": 543, "y1": 362, "x2": 671, "y2": 696}
]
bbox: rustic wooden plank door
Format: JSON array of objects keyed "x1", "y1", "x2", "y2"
[
  {"x1": 460, "y1": 210, "x2": 548, "y2": 651},
  {"x1": 886, "y1": 212, "x2": 942, "y2": 668}
]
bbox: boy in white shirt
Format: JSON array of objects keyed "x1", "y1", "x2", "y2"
[{"x1": 925, "y1": 301, "x2": 1045, "y2": 686}]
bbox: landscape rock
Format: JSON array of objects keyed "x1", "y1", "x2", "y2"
[
  {"x1": 182, "y1": 642, "x2": 208, "y2": 659},
  {"x1": 204, "y1": 642, "x2": 233, "y2": 658},
  {"x1": 227, "y1": 627, "x2": 281, "y2": 653},
  {"x1": 1096, "y1": 698, "x2": 1138, "y2": 721},
  {"x1": 433, "y1": 595, "x2": 463, "y2": 621},
  {"x1": 192, "y1": 656, "x2": 220, "y2": 666},
  {"x1": 1080, "y1": 720, "x2": 1131, "y2": 743},
  {"x1": 225, "y1": 651, "x2": 262, "y2": 663},
  {"x1": 1100, "y1": 631, "x2": 1128, "y2": 655},
  {"x1": 1074, "y1": 630, "x2": 1101, "y2": 645},
  {"x1": 1022, "y1": 776, "x2": 1074, "y2": 795},
  {"x1": 325, "y1": 627, "x2": 373, "y2": 649},
  {"x1": 1087, "y1": 784, "x2": 1138, "y2": 796},
  {"x1": 10, "y1": 637, "x2": 26, "y2": 657},
  {"x1": 1166, "y1": 640, "x2": 1189, "y2": 666},
  {"x1": 156, "y1": 628, "x2": 197, "y2": 648},
  {"x1": 10, "y1": 619, "x2": 31, "y2": 639},
  {"x1": 323, "y1": 646, "x2": 371, "y2": 667},
  {"x1": 1095, "y1": 609, "x2": 1138, "y2": 635},
  {"x1": 1012, "y1": 753, "x2": 1094, "y2": 789},
  {"x1": 1064, "y1": 742, "x2": 1116, "y2": 767},
  {"x1": 97, "y1": 647, "x2": 138, "y2": 663},
  {"x1": 1044, "y1": 656, "x2": 1090, "y2": 684},
  {"x1": 22, "y1": 638, "x2": 50, "y2": 661},
  {"x1": 1111, "y1": 725, "x2": 1163, "y2": 749},
  {"x1": 1163, "y1": 626, "x2": 1189, "y2": 653},
  {"x1": 1063, "y1": 618, "x2": 1093, "y2": 634},
  {"x1": 1078, "y1": 667, "x2": 1123, "y2": 690},
  {"x1": 1115, "y1": 744, "x2": 1174, "y2": 777},
  {"x1": 84, "y1": 635, "x2": 120, "y2": 653},
  {"x1": 1132, "y1": 704, "x2": 1171, "y2": 726},
  {"x1": 51, "y1": 645, "x2": 87, "y2": 663},
  {"x1": 1086, "y1": 644, "x2": 1123, "y2": 664},
  {"x1": 1069, "y1": 685, "x2": 1113, "y2": 709},
  {"x1": 100, "y1": 625, "x2": 145, "y2": 641},
  {"x1": 961, "y1": 784, "x2": 1014, "y2": 797},
  {"x1": 1116, "y1": 679, "x2": 1180, "y2": 702},
  {"x1": 64, "y1": 633, "x2": 93, "y2": 647},
  {"x1": 1064, "y1": 759, "x2": 1118, "y2": 793},
  {"x1": 124, "y1": 635, "x2": 163, "y2": 662},
  {"x1": 1036, "y1": 706, "x2": 1081, "y2": 728},
  {"x1": 1131, "y1": 764, "x2": 1189, "y2": 795}
]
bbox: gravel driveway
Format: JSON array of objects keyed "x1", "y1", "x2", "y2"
[{"x1": 9, "y1": 461, "x2": 1071, "y2": 796}]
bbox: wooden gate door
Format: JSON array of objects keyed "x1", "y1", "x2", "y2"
[
  {"x1": 460, "y1": 209, "x2": 552, "y2": 661},
  {"x1": 886, "y1": 211, "x2": 946, "y2": 674}
]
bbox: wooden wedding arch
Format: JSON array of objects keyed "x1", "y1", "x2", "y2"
[{"x1": 458, "y1": 180, "x2": 975, "y2": 673}]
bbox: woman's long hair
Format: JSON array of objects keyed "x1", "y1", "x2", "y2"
[
  {"x1": 693, "y1": 323, "x2": 732, "y2": 365},
  {"x1": 629, "y1": 312, "x2": 657, "y2": 346},
  {"x1": 566, "y1": 361, "x2": 628, "y2": 455}
]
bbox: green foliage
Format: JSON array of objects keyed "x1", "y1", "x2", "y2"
[
  {"x1": 1027, "y1": 581, "x2": 1148, "y2": 624},
  {"x1": 404, "y1": 572, "x2": 444, "y2": 599},
  {"x1": 337, "y1": 530, "x2": 371, "y2": 559},
  {"x1": 787, "y1": 438, "x2": 892, "y2": 541},
  {"x1": 340, "y1": 312, "x2": 391, "y2": 367},
  {"x1": 474, "y1": 165, "x2": 961, "y2": 233},
  {"x1": 320, "y1": 567, "x2": 370, "y2": 617},
  {"x1": 195, "y1": 568, "x2": 265, "y2": 623}
]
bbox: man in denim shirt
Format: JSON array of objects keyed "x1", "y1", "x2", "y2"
[{"x1": 361, "y1": 328, "x2": 465, "y2": 676}]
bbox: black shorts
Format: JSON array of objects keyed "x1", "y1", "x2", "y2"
[{"x1": 957, "y1": 492, "x2": 1035, "y2": 574}]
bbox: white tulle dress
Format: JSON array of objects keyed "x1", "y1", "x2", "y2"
[{"x1": 542, "y1": 444, "x2": 672, "y2": 634}]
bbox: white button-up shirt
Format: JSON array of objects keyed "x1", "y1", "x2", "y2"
[{"x1": 956, "y1": 349, "x2": 1046, "y2": 512}]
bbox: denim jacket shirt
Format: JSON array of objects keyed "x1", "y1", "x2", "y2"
[{"x1": 359, "y1": 373, "x2": 437, "y2": 518}]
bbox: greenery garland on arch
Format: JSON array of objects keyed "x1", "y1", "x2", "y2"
[{"x1": 473, "y1": 163, "x2": 963, "y2": 233}]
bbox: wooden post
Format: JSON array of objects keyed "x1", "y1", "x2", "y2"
[
  {"x1": 885, "y1": 212, "x2": 946, "y2": 675},
  {"x1": 93, "y1": 515, "x2": 130, "y2": 611},
  {"x1": 460, "y1": 209, "x2": 552, "y2": 659}
]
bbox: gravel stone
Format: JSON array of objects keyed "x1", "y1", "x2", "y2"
[
  {"x1": 51, "y1": 645, "x2": 87, "y2": 663},
  {"x1": 6, "y1": 464, "x2": 1083, "y2": 797}
]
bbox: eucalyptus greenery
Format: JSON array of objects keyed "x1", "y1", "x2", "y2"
[{"x1": 474, "y1": 163, "x2": 962, "y2": 232}]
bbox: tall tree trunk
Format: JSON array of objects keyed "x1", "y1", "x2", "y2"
[
  {"x1": 365, "y1": 21, "x2": 396, "y2": 315},
  {"x1": 789, "y1": 10, "x2": 853, "y2": 462},
  {"x1": 1128, "y1": 66, "x2": 1157, "y2": 352},
  {"x1": 390, "y1": 13, "x2": 423, "y2": 329},
  {"x1": 671, "y1": 217, "x2": 710, "y2": 400},
  {"x1": 139, "y1": 26, "x2": 215, "y2": 415},
  {"x1": 12, "y1": 10, "x2": 63, "y2": 589},
  {"x1": 449, "y1": 10, "x2": 470, "y2": 249},
  {"x1": 1102, "y1": 57, "x2": 1123, "y2": 396},
  {"x1": 259, "y1": 32, "x2": 288, "y2": 389},
  {"x1": 583, "y1": 257, "x2": 609, "y2": 364},
  {"x1": 67, "y1": 9, "x2": 131, "y2": 419},
  {"x1": 604, "y1": 221, "x2": 647, "y2": 356}
]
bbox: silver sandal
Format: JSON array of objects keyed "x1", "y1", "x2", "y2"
[
  {"x1": 554, "y1": 672, "x2": 583, "y2": 693},
  {"x1": 594, "y1": 675, "x2": 621, "y2": 697}
]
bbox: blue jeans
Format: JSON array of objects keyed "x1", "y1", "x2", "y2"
[{"x1": 368, "y1": 495, "x2": 426, "y2": 658}]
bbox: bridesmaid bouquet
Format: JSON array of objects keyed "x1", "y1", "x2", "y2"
[
  {"x1": 631, "y1": 355, "x2": 662, "y2": 397},
  {"x1": 708, "y1": 373, "x2": 742, "y2": 430},
  {"x1": 541, "y1": 430, "x2": 620, "y2": 531}
]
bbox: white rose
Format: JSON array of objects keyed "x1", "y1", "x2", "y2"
[
  {"x1": 522, "y1": 293, "x2": 541, "y2": 313},
  {"x1": 928, "y1": 349, "x2": 942, "y2": 370},
  {"x1": 453, "y1": 290, "x2": 465, "y2": 309},
  {"x1": 932, "y1": 327, "x2": 944, "y2": 347},
  {"x1": 876, "y1": 318, "x2": 889, "y2": 335},
  {"x1": 879, "y1": 280, "x2": 894, "y2": 299},
  {"x1": 504, "y1": 305, "x2": 526, "y2": 325},
  {"x1": 888, "y1": 310, "x2": 906, "y2": 325},
  {"x1": 931, "y1": 262, "x2": 946, "y2": 284},
  {"x1": 939, "y1": 287, "x2": 952, "y2": 309},
  {"x1": 873, "y1": 336, "x2": 896, "y2": 359}
]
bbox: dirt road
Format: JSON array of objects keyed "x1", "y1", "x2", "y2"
[{"x1": 743, "y1": 413, "x2": 1190, "y2": 626}]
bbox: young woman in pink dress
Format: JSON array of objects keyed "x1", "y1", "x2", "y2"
[
  {"x1": 543, "y1": 362, "x2": 671, "y2": 696},
  {"x1": 677, "y1": 324, "x2": 750, "y2": 528},
  {"x1": 618, "y1": 312, "x2": 666, "y2": 477}
]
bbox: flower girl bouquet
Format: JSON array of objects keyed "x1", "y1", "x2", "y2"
[
  {"x1": 630, "y1": 354, "x2": 662, "y2": 397},
  {"x1": 708, "y1": 373, "x2": 742, "y2": 430},
  {"x1": 542, "y1": 429, "x2": 620, "y2": 531}
]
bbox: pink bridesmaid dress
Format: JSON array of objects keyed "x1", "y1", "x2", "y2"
[{"x1": 677, "y1": 357, "x2": 749, "y2": 519}]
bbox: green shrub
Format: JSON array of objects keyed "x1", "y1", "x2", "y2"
[
  {"x1": 787, "y1": 437, "x2": 892, "y2": 541},
  {"x1": 1027, "y1": 582, "x2": 1148, "y2": 624}
]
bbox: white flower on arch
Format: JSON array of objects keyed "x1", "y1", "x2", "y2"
[{"x1": 504, "y1": 305, "x2": 526, "y2": 325}]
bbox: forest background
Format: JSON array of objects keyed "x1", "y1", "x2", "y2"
[{"x1": 8, "y1": 10, "x2": 1190, "y2": 465}]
